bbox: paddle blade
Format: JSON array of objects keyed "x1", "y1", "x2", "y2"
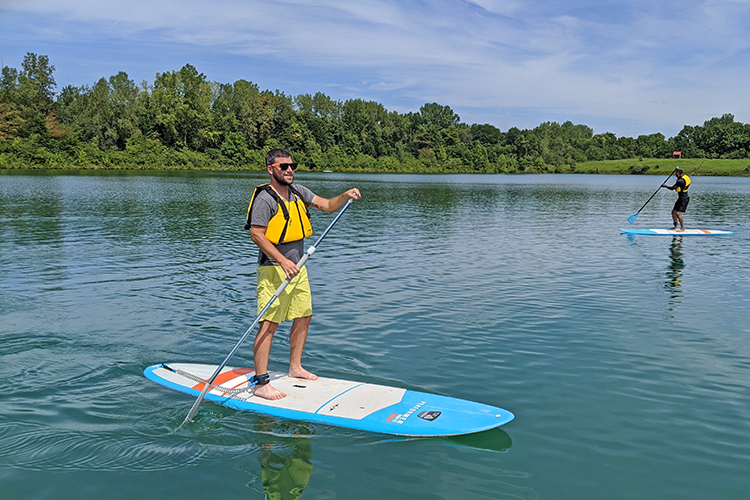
[{"x1": 627, "y1": 212, "x2": 638, "y2": 224}]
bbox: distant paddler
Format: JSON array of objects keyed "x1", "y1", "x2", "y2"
[
  {"x1": 245, "y1": 148, "x2": 361, "y2": 400},
  {"x1": 661, "y1": 166, "x2": 691, "y2": 232}
]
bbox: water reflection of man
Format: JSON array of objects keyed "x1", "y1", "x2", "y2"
[
  {"x1": 258, "y1": 440, "x2": 313, "y2": 500},
  {"x1": 661, "y1": 167, "x2": 691, "y2": 232},
  {"x1": 666, "y1": 236, "x2": 684, "y2": 299}
]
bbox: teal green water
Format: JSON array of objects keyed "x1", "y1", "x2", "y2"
[{"x1": 1, "y1": 171, "x2": 749, "y2": 499}]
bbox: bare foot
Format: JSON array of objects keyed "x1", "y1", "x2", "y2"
[
  {"x1": 289, "y1": 367, "x2": 318, "y2": 380},
  {"x1": 676, "y1": 228, "x2": 685, "y2": 233},
  {"x1": 253, "y1": 383, "x2": 286, "y2": 400}
]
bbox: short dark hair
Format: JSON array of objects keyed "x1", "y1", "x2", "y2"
[{"x1": 266, "y1": 148, "x2": 291, "y2": 165}]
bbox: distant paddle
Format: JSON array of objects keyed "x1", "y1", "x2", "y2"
[{"x1": 627, "y1": 168, "x2": 677, "y2": 224}]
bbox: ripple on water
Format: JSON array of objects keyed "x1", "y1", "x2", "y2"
[
  {"x1": 0, "y1": 420, "x2": 206, "y2": 472},
  {"x1": 2, "y1": 173, "x2": 750, "y2": 499}
]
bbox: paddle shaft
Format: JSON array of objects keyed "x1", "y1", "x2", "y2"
[
  {"x1": 634, "y1": 169, "x2": 676, "y2": 215},
  {"x1": 184, "y1": 199, "x2": 353, "y2": 423}
]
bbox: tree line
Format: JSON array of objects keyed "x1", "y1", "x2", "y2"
[{"x1": 2, "y1": 52, "x2": 749, "y2": 172}]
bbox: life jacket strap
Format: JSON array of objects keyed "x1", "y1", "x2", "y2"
[
  {"x1": 245, "y1": 184, "x2": 290, "y2": 230},
  {"x1": 245, "y1": 184, "x2": 309, "y2": 235}
]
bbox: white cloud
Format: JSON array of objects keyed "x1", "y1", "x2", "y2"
[
  {"x1": 464, "y1": 0, "x2": 524, "y2": 16},
  {"x1": 2, "y1": 0, "x2": 749, "y2": 135}
]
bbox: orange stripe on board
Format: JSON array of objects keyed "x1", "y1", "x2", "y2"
[
  {"x1": 700, "y1": 229, "x2": 709, "y2": 233},
  {"x1": 192, "y1": 368, "x2": 254, "y2": 392}
]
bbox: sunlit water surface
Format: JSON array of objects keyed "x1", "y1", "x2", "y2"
[{"x1": 1, "y1": 171, "x2": 749, "y2": 499}]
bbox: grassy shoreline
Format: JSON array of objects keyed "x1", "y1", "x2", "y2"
[
  {"x1": 571, "y1": 158, "x2": 750, "y2": 176},
  {"x1": 2, "y1": 158, "x2": 750, "y2": 176}
]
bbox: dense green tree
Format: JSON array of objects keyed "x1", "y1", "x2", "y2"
[
  {"x1": 341, "y1": 99, "x2": 390, "y2": 157},
  {"x1": 1, "y1": 53, "x2": 57, "y2": 138},
  {"x1": 470, "y1": 123, "x2": 505, "y2": 146},
  {"x1": 4, "y1": 52, "x2": 750, "y2": 171},
  {"x1": 634, "y1": 133, "x2": 668, "y2": 159},
  {"x1": 381, "y1": 110, "x2": 412, "y2": 156},
  {"x1": 18, "y1": 53, "x2": 56, "y2": 115},
  {"x1": 253, "y1": 90, "x2": 294, "y2": 149},
  {"x1": 469, "y1": 141, "x2": 491, "y2": 172},
  {"x1": 0, "y1": 66, "x2": 20, "y2": 104},
  {"x1": 213, "y1": 79, "x2": 263, "y2": 147},
  {"x1": 418, "y1": 102, "x2": 460, "y2": 130},
  {"x1": 0, "y1": 103, "x2": 25, "y2": 140},
  {"x1": 151, "y1": 64, "x2": 213, "y2": 149},
  {"x1": 294, "y1": 92, "x2": 343, "y2": 152},
  {"x1": 67, "y1": 72, "x2": 142, "y2": 149},
  {"x1": 704, "y1": 113, "x2": 735, "y2": 129}
]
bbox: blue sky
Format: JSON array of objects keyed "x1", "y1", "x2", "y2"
[{"x1": 1, "y1": 0, "x2": 749, "y2": 138}]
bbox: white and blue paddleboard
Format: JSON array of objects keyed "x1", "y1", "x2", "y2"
[
  {"x1": 620, "y1": 228, "x2": 733, "y2": 236},
  {"x1": 144, "y1": 363, "x2": 514, "y2": 436}
]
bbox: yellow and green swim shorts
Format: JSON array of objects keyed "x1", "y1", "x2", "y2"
[{"x1": 256, "y1": 265, "x2": 313, "y2": 323}]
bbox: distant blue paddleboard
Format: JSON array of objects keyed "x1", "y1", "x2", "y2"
[
  {"x1": 144, "y1": 363, "x2": 514, "y2": 436},
  {"x1": 620, "y1": 228, "x2": 733, "y2": 236}
]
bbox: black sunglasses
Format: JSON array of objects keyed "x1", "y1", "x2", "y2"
[{"x1": 269, "y1": 162, "x2": 298, "y2": 171}]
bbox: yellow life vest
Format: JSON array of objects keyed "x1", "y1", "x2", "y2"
[
  {"x1": 244, "y1": 184, "x2": 313, "y2": 244},
  {"x1": 676, "y1": 174, "x2": 691, "y2": 193}
]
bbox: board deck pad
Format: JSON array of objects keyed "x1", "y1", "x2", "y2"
[
  {"x1": 620, "y1": 228, "x2": 733, "y2": 236},
  {"x1": 144, "y1": 363, "x2": 514, "y2": 436}
]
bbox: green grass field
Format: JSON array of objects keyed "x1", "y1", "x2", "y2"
[
  {"x1": 573, "y1": 158, "x2": 750, "y2": 176},
  {"x1": 3, "y1": 155, "x2": 750, "y2": 176}
]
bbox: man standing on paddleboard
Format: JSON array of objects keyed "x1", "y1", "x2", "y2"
[
  {"x1": 661, "y1": 167, "x2": 691, "y2": 232},
  {"x1": 244, "y1": 148, "x2": 361, "y2": 400}
]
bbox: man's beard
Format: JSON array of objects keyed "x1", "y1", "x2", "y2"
[{"x1": 272, "y1": 169, "x2": 292, "y2": 186}]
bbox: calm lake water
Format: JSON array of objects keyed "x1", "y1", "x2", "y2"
[{"x1": 1, "y1": 171, "x2": 749, "y2": 500}]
